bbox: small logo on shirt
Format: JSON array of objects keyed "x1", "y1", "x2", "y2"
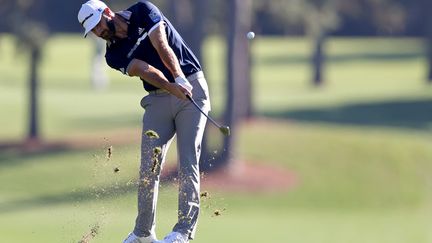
[
  {"x1": 149, "y1": 9, "x2": 161, "y2": 23},
  {"x1": 138, "y1": 27, "x2": 145, "y2": 35}
]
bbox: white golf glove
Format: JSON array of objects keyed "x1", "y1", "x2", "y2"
[{"x1": 175, "y1": 76, "x2": 193, "y2": 94}]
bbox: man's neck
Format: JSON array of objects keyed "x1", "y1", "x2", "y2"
[{"x1": 113, "y1": 15, "x2": 128, "y2": 39}]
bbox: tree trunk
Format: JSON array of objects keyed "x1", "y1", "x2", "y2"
[
  {"x1": 218, "y1": 0, "x2": 252, "y2": 168},
  {"x1": 246, "y1": 40, "x2": 254, "y2": 118},
  {"x1": 190, "y1": 0, "x2": 207, "y2": 61},
  {"x1": 169, "y1": 0, "x2": 192, "y2": 46},
  {"x1": 312, "y1": 32, "x2": 326, "y2": 86},
  {"x1": 169, "y1": 0, "x2": 206, "y2": 58},
  {"x1": 426, "y1": 0, "x2": 432, "y2": 83},
  {"x1": 28, "y1": 47, "x2": 41, "y2": 141},
  {"x1": 428, "y1": 39, "x2": 432, "y2": 83}
]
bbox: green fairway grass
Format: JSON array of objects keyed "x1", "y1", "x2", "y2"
[{"x1": 1, "y1": 35, "x2": 432, "y2": 242}]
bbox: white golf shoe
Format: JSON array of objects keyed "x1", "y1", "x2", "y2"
[
  {"x1": 123, "y1": 232, "x2": 158, "y2": 243},
  {"x1": 157, "y1": 231, "x2": 189, "y2": 243}
]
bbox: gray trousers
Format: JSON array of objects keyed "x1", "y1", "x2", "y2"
[{"x1": 133, "y1": 72, "x2": 210, "y2": 240}]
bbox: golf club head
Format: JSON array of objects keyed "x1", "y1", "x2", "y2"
[{"x1": 219, "y1": 126, "x2": 230, "y2": 136}]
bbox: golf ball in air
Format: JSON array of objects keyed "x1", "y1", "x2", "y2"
[{"x1": 247, "y1": 31, "x2": 255, "y2": 40}]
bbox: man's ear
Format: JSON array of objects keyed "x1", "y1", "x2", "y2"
[{"x1": 103, "y1": 8, "x2": 114, "y2": 17}]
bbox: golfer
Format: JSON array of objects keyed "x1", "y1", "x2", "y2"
[{"x1": 78, "y1": 1, "x2": 210, "y2": 243}]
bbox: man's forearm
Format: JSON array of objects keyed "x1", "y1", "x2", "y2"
[
  {"x1": 128, "y1": 59, "x2": 170, "y2": 89},
  {"x1": 158, "y1": 44, "x2": 183, "y2": 78},
  {"x1": 149, "y1": 24, "x2": 184, "y2": 79},
  {"x1": 148, "y1": 24, "x2": 192, "y2": 95},
  {"x1": 127, "y1": 58, "x2": 188, "y2": 99}
]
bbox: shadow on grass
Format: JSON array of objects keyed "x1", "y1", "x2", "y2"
[
  {"x1": 258, "y1": 52, "x2": 424, "y2": 66},
  {"x1": 0, "y1": 181, "x2": 137, "y2": 214},
  {"x1": 69, "y1": 113, "x2": 141, "y2": 130},
  {"x1": 263, "y1": 98, "x2": 432, "y2": 130},
  {"x1": 0, "y1": 142, "x2": 75, "y2": 168}
]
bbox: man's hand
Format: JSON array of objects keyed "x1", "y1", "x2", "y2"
[
  {"x1": 166, "y1": 82, "x2": 191, "y2": 100},
  {"x1": 127, "y1": 59, "x2": 192, "y2": 100},
  {"x1": 175, "y1": 76, "x2": 193, "y2": 94}
]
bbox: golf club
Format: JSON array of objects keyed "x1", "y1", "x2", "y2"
[{"x1": 186, "y1": 95, "x2": 230, "y2": 136}]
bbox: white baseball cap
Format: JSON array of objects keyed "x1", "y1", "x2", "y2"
[{"x1": 77, "y1": 0, "x2": 108, "y2": 37}]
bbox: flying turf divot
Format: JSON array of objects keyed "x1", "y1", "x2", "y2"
[
  {"x1": 143, "y1": 130, "x2": 227, "y2": 218},
  {"x1": 144, "y1": 130, "x2": 160, "y2": 139},
  {"x1": 144, "y1": 130, "x2": 162, "y2": 173},
  {"x1": 78, "y1": 224, "x2": 100, "y2": 243},
  {"x1": 199, "y1": 190, "x2": 226, "y2": 217},
  {"x1": 76, "y1": 141, "x2": 120, "y2": 243},
  {"x1": 152, "y1": 146, "x2": 162, "y2": 173}
]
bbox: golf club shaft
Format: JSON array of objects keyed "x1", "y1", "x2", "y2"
[{"x1": 186, "y1": 95, "x2": 222, "y2": 129}]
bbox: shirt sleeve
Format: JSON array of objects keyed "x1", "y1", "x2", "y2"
[
  {"x1": 134, "y1": 1, "x2": 163, "y2": 34},
  {"x1": 105, "y1": 52, "x2": 133, "y2": 76}
]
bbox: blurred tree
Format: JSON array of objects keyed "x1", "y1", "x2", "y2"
[
  {"x1": 254, "y1": 0, "x2": 408, "y2": 86},
  {"x1": 216, "y1": 0, "x2": 252, "y2": 169},
  {"x1": 1, "y1": 0, "x2": 425, "y2": 37},
  {"x1": 306, "y1": 0, "x2": 406, "y2": 86},
  {"x1": 255, "y1": 0, "x2": 340, "y2": 86},
  {"x1": 305, "y1": 0, "x2": 340, "y2": 86},
  {"x1": 167, "y1": 0, "x2": 208, "y2": 60},
  {"x1": 338, "y1": 0, "x2": 407, "y2": 35},
  {"x1": 1, "y1": 0, "x2": 48, "y2": 143},
  {"x1": 421, "y1": 0, "x2": 432, "y2": 83}
]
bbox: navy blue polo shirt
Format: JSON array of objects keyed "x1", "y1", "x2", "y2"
[{"x1": 105, "y1": 1, "x2": 202, "y2": 91}]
